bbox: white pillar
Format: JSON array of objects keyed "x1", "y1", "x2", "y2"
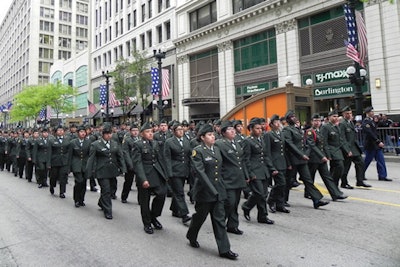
[
  {"x1": 217, "y1": 41, "x2": 235, "y2": 117},
  {"x1": 177, "y1": 55, "x2": 190, "y2": 120}
]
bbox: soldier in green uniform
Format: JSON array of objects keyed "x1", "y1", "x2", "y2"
[
  {"x1": 69, "y1": 126, "x2": 91, "y2": 207},
  {"x1": 5, "y1": 131, "x2": 18, "y2": 175},
  {"x1": 241, "y1": 118, "x2": 276, "y2": 224},
  {"x1": 33, "y1": 128, "x2": 50, "y2": 188},
  {"x1": 86, "y1": 125, "x2": 126, "y2": 219},
  {"x1": 16, "y1": 130, "x2": 30, "y2": 179},
  {"x1": 85, "y1": 125, "x2": 98, "y2": 192},
  {"x1": 164, "y1": 122, "x2": 192, "y2": 224},
  {"x1": 121, "y1": 123, "x2": 140, "y2": 203},
  {"x1": 305, "y1": 114, "x2": 348, "y2": 201},
  {"x1": 320, "y1": 110, "x2": 352, "y2": 189},
  {"x1": 186, "y1": 124, "x2": 238, "y2": 260},
  {"x1": 0, "y1": 130, "x2": 7, "y2": 171},
  {"x1": 339, "y1": 106, "x2": 371, "y2": 188},
  {"x1": 265, "y1": 115, "x2": 290, "y2": 213},
  {"x1": 282, "y1": 111, "x2": 329, "y2": 209},
  {"x1": 132, "y1": 122, "x2": 167, "y2": 234},
  {"x1": 26, "y1": 129, "x2": 39, "y2": 183},
  {"x1": 48, "y1": 126, "x2": 71, "y2": 198},
  {"x1": 215, "y1": 121, "x2": 248, "y2": 235}
]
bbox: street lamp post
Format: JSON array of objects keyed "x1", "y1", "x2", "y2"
[
  {"x1": 3, "y1": 109, "x2": 8, "y2": 129},
  {"x1": 102, "y1": 70, "x2": 111, "y2": 123},
  {"x1": 153, "y1": 49, "x2": 166, "y2": 122}
]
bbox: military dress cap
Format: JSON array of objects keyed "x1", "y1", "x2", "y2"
[
  {"x1": 160, "y1": 119, "x2": 168, "y2": 124},
  {"x1": 172, "y1": 122, "x2": 183, "y2": 131},
  {"x1": 259, "y1": 118, "x2": 266, "y2": 123},
  {"x1": 195, "y1": 121, "x2": 205, "y2": 133},
  {"x1": 247, "y1": 117, "x2": 262, "y2": 130},
  {"x1": 269, "y1": 114, "x2": 280, "y2": 124},
  {"x1": 77, "y1": 125, "x2": 86, "y2": 132},
  {"x1": 328, "y1": 110, "x2": 339, "y2": 116},
  {"x1": 220, "y1": 120, "x2": 233, "y2": 133},
  {"x1": 182, "y1": 120, "x2": 189, "y2": 126},
  {"x1": 232, "y1": 120, "x2": 243, "y2": 128},
  {"x1": 197, "y1": 124, "x2": 214, "y2": 136},
  {"x1": 311, "y1": 113, "x2": 321, "y2": 120},
  {"x1": 41, "y1": 127, "x2": 48, "y2": 132},
  {"x1": 364, "y1": 106, "x2": 374, "y2": 113},
  {"x1": 341, "y1": 106, "x2": 352, "y2": 112},
  {"x1": 130, "y1": 123, "x2": 139, "y2": 129},
  {"x1": 56, "y1": 125, "x2": 64, "y2": 130},
  {"x1": 102, "y1": 126, "x2": 112, "y2": 134},
  {"x1": 140, "y1": 122, "x2": 153, "y2": 132},
  {"x1": 285, "y1": 110, "x2": 295, "y2": 120},
  {"x1": 213, "y1": 119, "x2": 222, "y2": 126}
]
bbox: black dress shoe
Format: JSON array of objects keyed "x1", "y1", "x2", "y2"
[
  {"x1": 121, "y1": 199, "x2": 127, "y2": 203},
  {"x1": 332, "y1": 194, "x2": 348, "y2": 201},
  {"x1": 227, "y1": 228, "x2": 243, "y2": 235},
  {"x1": 42, "y1": 184, "x2": 49, "y2": 187},
  {"x1": 341, "y1": 184, "x2": 354, "y2": 189},
  {"x1": 378, "y1": 178, "x2": 392, "y2": 181},
  {"x1": 182, "y1": 215, "x2": 192, "y2": 224},
  {"x1": 356, "y1": 182, "x2": 372, "y2": 187},
  {"x1": 189, "y1": 240, "x2": 200, "y2": 248},
  {"x1": 268, "y1": 203, "x2": 276, "y2": 213},
  {"x1": 172, "y1": 212, "x2": 181, "y2": 218},
  {"x1": 38, "y1": 184, "x2": 43, "y2": 188},
  {"x1": 283, "y1": 202, "x2": 291, "y2": 207},
  {"x1": 105, "y1": 214, "x2": 113, "y2": 220},
  {"x1": 111, "y1": 194, "x2": 117, "y2": 199},
  {"x1": 50, "y1": 187, "x2": 54, "y2": 195},
  {"x1": 242, "y1": 207, "x2": 251, "y2": 221},
  {"x1": 90, "y1": 187, "x2": 98, "y2": 192},
  {"x1": 313, "y1": 200, "x2": 329, "y2": 209},
  {"x1": 59, "y1": 193, "x2": 65, "y2": 199},
  {"x1": 276, "y1": 207, "x2": 290, "y2": 213},
  {"x1": 144, "y1": 225, "x2": 154, "y2": 234},
  {"x1": 258, "y1": 218, "x2": 274, "y2": 224},
  {"x1": 291, "y1": 181, "x2": 300, "y2": 187},
  {"x1": 79, "y1": 202, "x2": 86, "y2": 207},
  {"x1": 98, "y1": 203, "x2": 104, "y2": 210},
  {"x1": 151, "y1": 218, "x2": 163, "y2": 229},
  {"x1": 75, "y1": 202, "x2": 80, "y2": 208},
  {"x1": 220, "y1": 250, "x2": 238, "y2": 260}
]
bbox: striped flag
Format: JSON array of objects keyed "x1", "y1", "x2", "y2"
[
  {"x1": 343, "y1": 5, "x2": 368, "y2": 67},
  {"x1": 88, "y1": 100, "x2": 97, "y2": 114},
  {"x1": 109, "y1": 91, "x2": 121, "y2": 107},
  {"x1": 162, "y1": 69, "x2": 170, "y2": 97}
]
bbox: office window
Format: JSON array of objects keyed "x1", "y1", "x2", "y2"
[
  {"x1": 232, "y1": 0, "x2": 265, "y2": 14},
  {"x1": 77, "y1": 2, "x2": 88, "y2": 13},
  {"x1": 76, "y1": 40, "x2": 88, "y2": 50},
  {"x1": 104, "y1": 53, "x2": 107, "y2": 66},
  {"x1": 39, "y1": 34, "x2": 53, "y2": 45},
  {"x1": 95, "y1": 10, "x2": 98, "y2": 27},
  {"x1": 39, "y1": 48, "x2": 53, "y2": 59},
  {"x1": 59, "y1": 24, "x2": 71, "y2": 35},
  {"x1": 39, "y1": 61, "x2": 52, "y2": 73},
  {"x1": 41, "y1": 0, "x2": 55, "y2": 5},
  {"x1": 166, "y1": 0, "x2": 170, "y2": 8},
  {"x1": 190, "y1": 1, "x2": 217, "y2": 31},
  {"x1": 59, "y1": 11, "x2": 71, "y2": 22},
  {"x1": 108, "y1": 51, "x2": 112, "y2": 65},
  {"x1": 120, "y1": 0, "x2": 123, "y2": 10},
  {"x1": 140, "y1": 34, "x2": 145, "y2": 50},
  {"x1": 132, "y1": 38, "x2": 137, "y2": 51},
  {"x1": 120, "y1": 18, "x2": 123, "y2": 35},
  {"x1": 105, "y1": 2, "x2": 108, "y2": 19},
  {"x1": 157, "y1": 25, "x2": 162, "y2": 43},
  {"x1": 147, "y1": 30, "x2": 152, "y2": 47},
  {"x1": 119, "y1": 45, "x2": 123, "y2": 58},
  {"x1": 127, "y1": 13, "x2": 131, "y2": 30},
  {"x1": 141, "y1": 4, "x2": 145, "y2": 22},
  {"x1": 40, "y1": 7, "x2": 54, "y2": 18},
  {"x1": 115, "y1": 21, "x2": 119, "y2": 37},
  {"x1": 109, "y1": 26, "x2": 112, "y2": 40},
  {"x1": 105, "y1": 28, "x2": 108, "y2": 42},
  {"x1": 148, "y1": 0, "x2": 152, "y2": 18},
  {"x1": 165, "y1": 21, "x2": 171, "y2": 40},
  {"x1": 133, "y1": 10, "x2": 137, "y2": 27},
  {"x1": 40, "y1": 20, "x2": 54, "y2": 32},
  {"x1": 114, "y1": 47, "x2": 118, "y2": 61},
  {"x1": 126, "y1": 41, "x2": 131, "y2": 56},
  {"x1": 58, "y1": 37, "x2": 71, "y2": 48},
  {"x1": 158, "y1": 0, "x2": 162, "y2": 13},
  {"x1": 77, "y1": 15, "x2": 88, "y2": 25},
  {"x1": 60, "y1": 0, "x2": 72, "y2": 9},
  {"x1": 115, "y1": 0, "x2": 118, "y2": 13},
  {"x1": 76, "y1": 27, "x2": 88, "y2": 37}
]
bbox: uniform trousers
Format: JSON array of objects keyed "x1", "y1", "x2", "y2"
[
  {"x1": 329, "y1": 159, "x2": 344, "y2": 186},
  {"x1": 267, "y1": 171, "x2": 286, "y2": 208},
  {"x1": 285, "y1": 166, "x2": 297, "y2": 202},
  {"x1": 36, "y1": 164, "x2": 48, "y2": 186},
  {"x1": 50, "y1": 165, "x2": 69, "y2": 194},
  {"x1": 308, "y1": 162, "x2": 342, "y2": 198},
  {"x1": 0, "y1": 152, "x2": 6, "y2": 170},
  {"x1": 25, "y1": 160, "x2": 34, "y2": 181},
  {"x1": 295, "y1": 163, "x2": 323, "y2": 202},
  {"x1": 242, "y1": 179, "x2": 269, "y2": 221},
  {"x1": 137, "y1": 184, "x2": 166, "y2": 226},
  {"x1": 98, "y1": 178, "x2": 113, "y2": 216},
  {"x1": 17, "y1": 157, "x2": 26, "y2": 178},
  {"x1": 121, "y1": 170, "x2": 135, "y2": 201},
  {"x1": 225, "y1": 188, "x2": 242, "y2": 229},
  {"x1": 364, "y1": 149, "x2": 387, "y2": 179},
  {"x1": 73, "y1": 172, "x2": 86, "y2": 204},
  {"x1": 187, "y1": 200, "x2": 231, "y2": 254},
  {"x1": 342, "y1": 155, "x2": 365, "y2": 184},
  {"x1": 169, "y1": 176, "x2": 189, "y2": 217},
  {"x1": 110, "y1": 177, "x2": 117, "y2": 197}
]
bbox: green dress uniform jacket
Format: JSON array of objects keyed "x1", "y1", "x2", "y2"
[
  {"x1": 122, "y1": 135, "x2": 139, "y2": 171},
  {"x1": 339, "y1": 119, "x2": 362, "y2": 156},
  {"x1": 47, "y1": 136, "x2": 71, "y2": 167},
  {"x1": 282, "y1": 125, "x2": 308, "y2": 165},
  {"x1": 68, "y1": 138, "x2": 91, "y2": 173},
  {"x1": 305, "y1": 128, "x2": 326, "y2": 164},
  {"x1": 264, "y1": 131, "x2": 287, "y2": 171},
  {"x1": 164, "y1": 136, "x2": 191, "y2": 178},
  {"x1": 214, "y1": 138, "x2": 247, "y2": 189},
  {"x1": 32, "y1": 137, "x2": 50, "y2": 170},
  {"x1": 242, "y1": 136, "x2": 275, "y2": 180},
  {"x1": 86, "y1": 139, "x2": 126, "y2": 179},
  {"x1": 320, "y1": 122, "x2": 349, "y2": 160}
]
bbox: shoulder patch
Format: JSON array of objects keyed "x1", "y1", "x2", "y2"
[
  {"x1": 366, "y1": 124, "x2": 370, "y2": 128},
  {"x1": 192, "y1": 150, "x2": 197, "y2": 157}
]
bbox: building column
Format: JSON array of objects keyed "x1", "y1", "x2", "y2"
[
  {"x1": 217, "y1": 40, "x2": 235, "y2": 117},
  {"x1": 275, "y1": 19, "x2": 301, "y2": 87},
  {"x1": 177, "y1": 55, "x2": 190, "y2": 120}
]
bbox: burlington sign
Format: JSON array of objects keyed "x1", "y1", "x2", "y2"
[{"x1": 314, "y1": 84, "x2": 368, "y2": 99}]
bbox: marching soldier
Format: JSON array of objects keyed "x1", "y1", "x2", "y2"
[
  {"x1": 233, "y1": 120, "x2": 246, "y2": 145},
  {"x1": 47, "y1": 125, "x2": 71, "y2": 198},
  {"x1": 340, "y1": 106, "x2": 371, "y2": 187},
  {"x1": 33, "y1": 128, "x2": 50, "y2": 188},
  {"x1": 305, "y1": 114, "x2": 348, "y2": 201},
  {"x1": 16, "y1": 130, "x2": 30, "y2": 180},
  {"x1": 121, "y1": 123, "x2": 140, "y2": 203},
  {"x1": 69, "y1": 126, "x2": 91, "y2": 207},
  {"x1": 320, "y1": 110, "x2": 351, "y2": 189},
  {"x1": 25, "y1": 129, "x2": 39, "y2": 183},
  {"x1": 132, "y1": 122, "x2": 167, "y2": 234},
  {"x1": 5, "y1": 131, "x2": 18, "y2": 175},
  {"x1": 241, "y1": 118, "x2": 276, "y2": 224},
  {"x1": 215, "y1": 121, "x2": 248, "y2": 235},
  {"x1": 85, "y1": 125, "x2": 99, "y2": 192},
  {"x1": 164, "y1": 122, "x2": 192, "y2": 224},
  {"x1": 265, "y1": 115, "x2": 290, "y2": 213},
  {"x1": 186, "y1": 124, "x2": 238, "y2": 260},
  {"x1": 86, "y1": 125, "x2": 126, "y2": 219},
  {"x1": 0, "y1": 131, "x2": 7, "y2": 171},
  {"x1": 282, "y1": 111, "x2": 329, "y2": 209}
]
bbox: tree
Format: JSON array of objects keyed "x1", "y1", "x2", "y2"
[{"x1": 10, "y1": 81, "x2": 77, "y2": 124}]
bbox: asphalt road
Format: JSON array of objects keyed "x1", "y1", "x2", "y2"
[{"x1": 0, "y1": 160, "x2": 399, "y2": 267}]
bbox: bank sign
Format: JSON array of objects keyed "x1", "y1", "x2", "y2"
[{"x1": 314, "y1": 84, "x2": 369, "y2": 99}]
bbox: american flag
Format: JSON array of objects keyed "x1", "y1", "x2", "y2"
[
  {"x1": 39, "y1": 107, "x2": 46, "y2": 120},
  {"x1": 88, "y1": 100, "x2": 97, "y2": 114},
  {"x1": 344, "y1": 5, "x2": 368, "y2": 67},
  {"x1": 151, "y1": 67, "x2": 170, "y2": 97},
  {"x1": 109, "y1": 91, "x2": 121, "y2": 107},
  {"x1": 99, "y1": 84, "x2": 107, "y2": 107}
]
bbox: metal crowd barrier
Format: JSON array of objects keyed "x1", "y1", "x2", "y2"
[{"x1": 356, "y1": 127, "x2": 400, "y2": 155}]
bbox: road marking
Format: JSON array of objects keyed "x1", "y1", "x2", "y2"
[{"x1": 348, "y1": 197, "x2": 400, "y2": 208}]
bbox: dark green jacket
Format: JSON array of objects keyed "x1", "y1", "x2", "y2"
[
  {"x1": 320, "y1": 122, "x2": 349, "y2": 160},
  {"x1": 47, "y1": 136, "x2": 71, "y2": 167},
  {"x1": 32, "y1": 137, "x2": 50, "y2": 169},
  {"x1": 340, "y1": 119, "x2": 362, "y2": 156},
  {"x1": 305, "y1": 128, "x2": 327, "y2": 164},
  {"x1": 282, "y1": 125, "x2": 308, "y2": 166},
  {"x1": 164, "y1": 136, "x2": 191, "y2": 178},
  {"x1": 264, "y1": 131, "x2": 288, "y2": 170},
  {"x1": 68, "y1": 138, "x2": 91, "y2": 173}
]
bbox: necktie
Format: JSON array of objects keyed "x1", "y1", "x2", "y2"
[
  {"x1": 59, "y1": 138, "x2": 62, "y2": 143},
  {"x1": 44, "y1": 139, "x2": 47, "y2": 144},
  {"x1": 105, "y1": 141, "x2": 110, "y2": 149},
  {"x1": 231, "y1": 141, "x2": 236, "y2": 150},
  {"x1": 179, "y1": 139, "x2": 183, "y2": 147},
  {"x1": 80, "y1": 140, "x2": 83, "y2": 147}
]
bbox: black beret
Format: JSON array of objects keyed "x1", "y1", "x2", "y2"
[
  {"x1": 182, "y1": 120, "x2": 189, "y2": 126},
  {"x1": 140, "y1": 122, "x2": 153, "y2": 132},
  {"x1": 77, "y1": 126, "x2": 86, "y2": 132},
  {"x1": 56, "y1": 125, "x2": 64, "y2": 130},
  {"x1": 41, "y1": 127, "x2": 48, "y2": 132},
  {"x1": 328, "y1": 110, "x2": 339, "y2": 116},
  {"x1": 172, "y1": 122, "x2": 182, "y2": 131},
  {"x1": 159, "y1": 119, "x2": 168, "y2": 124},
  {"x1": 341, "y1": 106, "x2": 352, "y2": 112},
  {"x1": 102, "y1": 126, "x2": 112, "y2": 134},
  {"x1": 285, "y1": 110, "x2": 295, "y2": 120},
  {"x1": 247, "y1": 117, "x2": 262, "y2": 131},
  {"x1": 220, "y1": 121, "x2": 233, "y2": 133},
  {"x1": 364, "y1": 106, "x2": 374, "y2": 113},
  {"x1": 195, "y1": 121, "x2": 205, "y2": 132},
  {"x1": 269, "y1": 114, "x2": 280, "y2": 124},
  {"x1": 259, "y1": 118, "x2": 266, "y2": 123},
  {"x1": 213, "y1": 119, "x2": 222, "y2": 126},
  {"x1": 198, "y1": 124, "x2": 214, "y2": 136},
  {"x1": 232, "y1": 120, "x2": 243, "y2": 127},
  {"x1": 130, "y1": 123, "x2": 139, "y2": 129},
  {"x1": 311, "y1": 113, "x2": 321, "y2": 120}
]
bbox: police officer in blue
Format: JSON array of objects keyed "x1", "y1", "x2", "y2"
[{"x1": 362, "y1": 106, "x2": 391, "y2": 181}]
